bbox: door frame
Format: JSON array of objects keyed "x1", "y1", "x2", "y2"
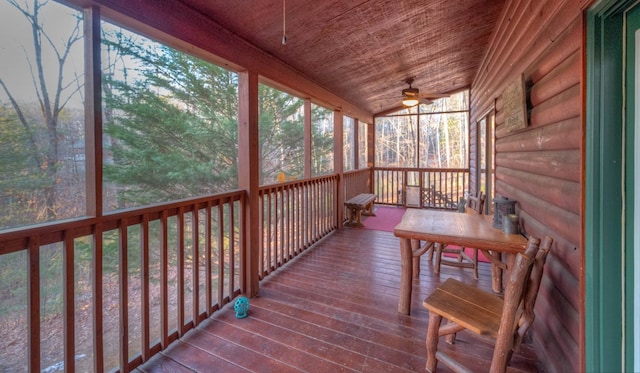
[
  {"x1": 586, "y1": 0, "x2": 636, "y2": 371},
  {"x1": 475, "y1": 108, "x2": 494, "y2": 213}
]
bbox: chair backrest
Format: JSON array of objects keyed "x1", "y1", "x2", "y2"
[
  {"x1": 489, "y1": 235, "x2": 553, "y2": 372},
  {"x1": 491, "y1": 236, "x2": 542, "y2": 371},
  {"x1": 515, "y1": 235, "x2": 553, "y2": 346},
  {"x1": 466, "y1": 191, "x2": 486, "y2": 214}
]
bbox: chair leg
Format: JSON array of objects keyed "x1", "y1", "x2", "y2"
[
  {"x1": 434, "y1": 243, "x2": 443, "y2": 275},
  {"x1": 473, "y1": 248, "x2": 479, "y2": 280},
  {"x1": 426, "y1": 313, "x2": 443, "y2": 373}
]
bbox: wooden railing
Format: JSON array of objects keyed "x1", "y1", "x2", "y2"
[
  {"x1": 343, "y1": 168, "x2": 372, "y2": 200},
  {"x1": 0, "y1": 191, "x2": 244, "y2": 372},
  {"x1": 374, "y1": 167, "x2": 470, "y2": 209},
  {"x1": 0, "y1": 174, "x2": 344, "y2": 373},
  {"x1": 258, "y1": 174, "x2": 338, "y2": 279}
]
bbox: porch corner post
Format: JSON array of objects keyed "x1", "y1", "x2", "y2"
[
  {"x1": 84, "y1": 6, "x2": 102, "y2": 218},
  {"x1": 368, "y1": 121, "x2": 375, "y2": 194},
  {"x1": 304, "y1": 99, "x2": 312, "y2": 178},
  {"x1": 334, "y1": 111, "x2": 344, "y2": 229},
  {"x1": 238, "y1": 70, "x2": 260, "y2": 297}
]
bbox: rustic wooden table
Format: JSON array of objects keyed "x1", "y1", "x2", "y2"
[{"x1": 393, "y1": 209, "x2": 527, "y2": 315}]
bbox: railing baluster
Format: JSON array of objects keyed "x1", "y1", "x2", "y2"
[
  {"x1": 228, "y1": 200, "x2": 235, "y2": 300},
  {"x1": 64, "y1": 230, "x2": 75, "y2": 372},
  {"x1": 93, "y1": 223, "x2": 105, "y2": 372},
  {"x1": 294, "y1": 185, "x2": 299, "y2": 255},
  {"x1": 258, "y1": 193, "x2": 264, "y2": 279},
  {"x1": 275, "y1": 187, "x2": 280, "y2": 267},
  {"x1": 217, "y1": 204, "x2": 224, "y2": 305},
  {"x1": 205, "y1": 203, "x2": 212, "y2": 314},
  {"x1": 285, "y1": 186, "x2": 291, "y2": 260},
  {"x1": 159, "y1": 212, "x2": 169, "y2": 349},
  {"x1": 266, "y1": 191, "x2": 271, "y2": 275},
  {"x1": 28, "y1": 236, "x2": 40, "y2": 373},
  {"x1": 119, "y1": 218, "x2": 129, "y2": 373},
  {"x1": 176, "y1": 210, "x2": 185, "y2": 337},
  {"x1": 191, "y1": 205, "x2": 199, "y2": 326},
  {"x1": 141, "y1": 215, "x2": 150, "y2": 361}
]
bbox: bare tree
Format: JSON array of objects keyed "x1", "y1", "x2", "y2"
[{"x1": 0, "y1": 0, "x2": 83, "y2": 220}]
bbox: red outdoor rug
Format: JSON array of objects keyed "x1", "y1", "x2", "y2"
[
  {"x1": 361, "y1": 206, "x2": 406, "y2": 232},
  {"x1": 442, "y1": 245, "x2": 490, "y2": 263},
  {"x1": 362, "y1": 206, "x2": 489, "y2": 262}
]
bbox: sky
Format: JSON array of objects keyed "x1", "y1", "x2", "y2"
[{"x1": 0, "y1": 0, "x2": 85, "y2": 108}]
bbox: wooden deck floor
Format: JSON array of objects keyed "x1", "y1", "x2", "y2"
[{"x1": 137, "y1": 226, "x2": 541, "y2": 372}]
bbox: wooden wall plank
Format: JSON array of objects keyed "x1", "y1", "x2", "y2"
[
  {"x1": 475, "y1": 0, "x2": 545, "y2": 100},
  {"x1": 526, "y1": 17, "x2": 583, "y2": 84},
  {"x1": 496, "y1": 180, "x2": 580, "y2": 246},
  {"x1": 533, "y1": 292, "x2": 580, "y2": 371},
  {"x1": 496, "y1": 116, "x2": 581, "y2": 153},
  {"x1": 495, "y1": 150, "x2": 580, "y2": 182},
  {"x1": 516, "y1": 209, "x2": 581, "y2": 278},
  {"x1": 472, "y1": 2, "x2": 582, "y2": 118},
  {"x1": 528, "y1": 84, "x2": 581, "y2": 128},
  {"x1": 529, "y1": 51, "x2": 581, "y2": 106},
  {"x1": 497, "y1": 166, "x2": 580, "y2": 214},
  {"x1": 539, "y1": 256, "x2": 580, "y2": 322}
]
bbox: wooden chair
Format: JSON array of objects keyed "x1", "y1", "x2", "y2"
[
  {"x1": 423, "y1": 235, "x2": 553, "y2": 373},
  {"x1": 434, "y1": 191, "x2": 486, "y2": 279}
]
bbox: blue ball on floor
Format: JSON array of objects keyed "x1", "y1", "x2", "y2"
[{"x1": 234, "y1": 296, "x2": 250, "y2": 319}]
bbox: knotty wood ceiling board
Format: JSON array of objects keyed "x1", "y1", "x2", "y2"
[{"x1": 180, "y1": 0, "x2": 505, "y2": 115}]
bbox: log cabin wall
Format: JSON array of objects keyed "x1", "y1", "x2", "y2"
[{"x1": 470, "y1": 1, "x2": 586, "y2": 372}]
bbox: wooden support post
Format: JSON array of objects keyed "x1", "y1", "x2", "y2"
[
  {"x1": 334, "y1": 110, "x2": 344, "y2": 229},
  {"x1": 238, "y1": 70, "x2": 260, "y2": 297}
]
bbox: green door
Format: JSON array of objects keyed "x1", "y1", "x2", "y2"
[
  {"x1": 586, "y1": 0, "x2": 640, "y2": 371},
  {"x1": 625, "y1": 4, "x2": 639, "y2": 370}
]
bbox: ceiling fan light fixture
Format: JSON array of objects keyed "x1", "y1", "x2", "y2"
[
  {"x1": 402, "y1": 96, "x2": 420, "y2": 107},
  {"x1": 401, "y1": 78, "x2": 420, "y2": 107}
]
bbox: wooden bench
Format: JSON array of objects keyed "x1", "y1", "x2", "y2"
[{"x1": 344, "y1": 193, "x2": 376, "y2": 226}]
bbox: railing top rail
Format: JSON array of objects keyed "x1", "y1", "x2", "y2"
[
  {"x1": 0, "y1": 189, "x2": 245, "y2": 255},
  {"x1": 343, "y1": 168, "x2": 372, "y2": 175},
  {"x1": 258, "y1": 173, "x2": 339, "y2": 192},
  {"x1": 373, "y1": 167, "x2": 469, "y2": 173}
]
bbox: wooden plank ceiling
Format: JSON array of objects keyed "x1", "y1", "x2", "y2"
[{"x1": 180, "y1": 0, "x2": 505, "y2": 115}]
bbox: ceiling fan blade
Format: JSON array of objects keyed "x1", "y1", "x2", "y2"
[
  {"x1": 419, "y1": 93, "x2": 449, "y2": 99},
  {"x1": 421, "y1": 98, "x2": 433, "y2": 105}
]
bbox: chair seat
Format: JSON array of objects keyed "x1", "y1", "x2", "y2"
[
  {"x1": 423, "y1": 278, "x2": 503, "y2": 338},
  {"x1": 422, "y1": 236, "x2": 553, "y2": 373}
]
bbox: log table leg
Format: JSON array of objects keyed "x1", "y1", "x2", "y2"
[
  {"x1": 398, "y1": 238, "x2": 413, "y2": 315},
  {"x1": 480, "y1": 249, "x2": 506, "y2": 293}
]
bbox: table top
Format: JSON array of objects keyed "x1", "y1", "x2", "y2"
[{"x1": 393, "y1": 209, "x2": 527, "y2": 253}]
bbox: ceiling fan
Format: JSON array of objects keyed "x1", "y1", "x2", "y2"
[{"x1": 400, "y1": 78, "x2": 448, "y2": 107}]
